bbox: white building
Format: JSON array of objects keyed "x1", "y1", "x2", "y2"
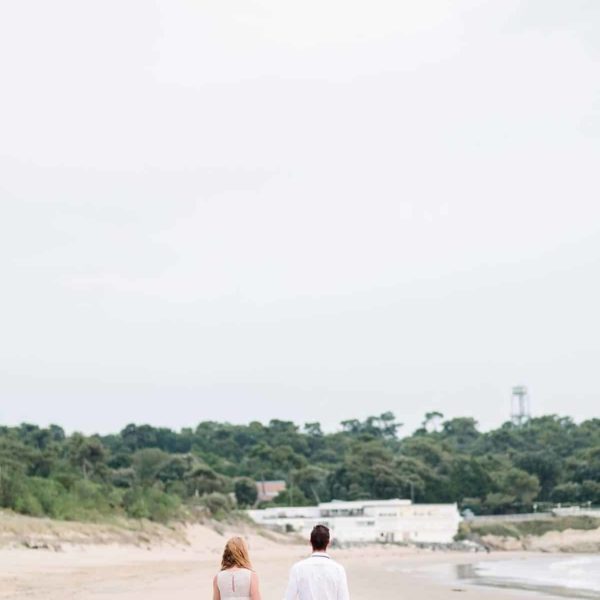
[{"x1": 247, "y1": 498, "x2": 461, "y2": 544}]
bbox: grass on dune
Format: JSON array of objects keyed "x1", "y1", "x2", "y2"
[{"x1": 458, "y1": 515, "x2": 600, "y2": 540}]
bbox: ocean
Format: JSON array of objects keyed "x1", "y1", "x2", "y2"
[{"x1": 454, "y1": 555, "x2": 600, "y2": 599}]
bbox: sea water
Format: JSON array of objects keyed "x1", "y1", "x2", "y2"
[{"x1": 455, "y1": 555, "x2": 600, "y2": 598}]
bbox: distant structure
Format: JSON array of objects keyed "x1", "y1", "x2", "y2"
[
  {"x1": 256, "y1": 480, "x2": 286, "y2": 503},
  {"x1": 511, "y1": 385, "x2": 531, "y2": 425},
  {"x1": 248, "y1": 499, "x2": 461, "y2": 544}
]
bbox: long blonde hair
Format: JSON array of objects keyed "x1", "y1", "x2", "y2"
[{"x1": 221, "y1": 537, "x2": 252, "y2": 570}]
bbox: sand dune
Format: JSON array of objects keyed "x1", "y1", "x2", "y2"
[{"x1": 482, "y1": 527, "x2": 600, "y2": 553}]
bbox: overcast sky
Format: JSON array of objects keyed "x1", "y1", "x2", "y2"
[{"x1": 1, "y1": 0, "x2": 599, "y2": 436}]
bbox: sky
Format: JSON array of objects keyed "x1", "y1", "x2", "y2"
[{"x1": 1, "y1": 0, "x2": 599, "y2": 436}]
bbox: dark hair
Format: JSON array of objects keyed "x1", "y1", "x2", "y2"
[{"x1": 310, "y1": 525, "x2": 330, "y2": 551}]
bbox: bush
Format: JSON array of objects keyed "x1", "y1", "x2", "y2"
[
  {"x1": 517, "y1": 516, "x2": 600, "y2": 536},
  {"x1": 123, "y1": 486, "x2": 180, "y2": 522},
  {"x1": 26, "y1": 477, "x2": 68, "y2": 518},
  {"x1": 473, "y1": 523, "x2": 521, "y2": 539},
  {"x1": 271, "y1": 488, "x2": 311, "y2": 507},
  {"x1": 0, "y1": 470, "x2": 27, "y2": 510},
  {"x1": 201, "y1": 492, "x2": 233, "y2": 519},
  {"x1": 461, "y1": 515, "x2": 600, "y2": 542},
  {"x1": 14, "y1": 477, "x2": 123, "y2": 521},
  {"x1": 0, "y1": 474, "x2": 52, "y2": 517},
  {"x1": 14, "y1": 491, "x2": 44, "y2": 517}
]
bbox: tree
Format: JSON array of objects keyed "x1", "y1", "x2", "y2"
[
  {"x1": 421, "y1": 411, "x2": 444, "y2": 434},
  {"x1": 67, "y1": 434, "x2": 108, "y2": 480},
  {"x1": 329, "y1": 441, "x2": 405, "y2": 500},
  {"x1": 293, "y1": 466, "x2": 329, "y2": 504},
  {"x1": 155, "y1": 455, "x2": 187, "y2": 484},
  {"x1": 341, "y1": 413, "x2": 402, "y2": 440},
  {"x1": 581, "y1": 480, "x2": 600, "y2": 504},
  {"x1": 551, "y1": 482, "x2": 581, "y2": 503},
  {"x1": 304, "y1": 422, "x2": 323, "y2": 437},
  {"x1": 185, "y1": 464, "x2": 228, "y2": 497},
  {"x1": 484, "y1": 492, "x2": 517, "y2": 513},
  {"x1": 441, "y1": 418, "x2": 480, "y2": 451},
  {"x1": 0, "y1": 410, "x2": 598, "y2": 522},
  {"x1": 448, "y1": 457, "x2": 495, "y2": 502},
  {"x1": 499, "y1": 468, "x2": 541, "y2": 506},
  {"x1": 271, "y1": 487, "x2": 311, "y2": 506},
  {"x1": 131, "y1": 448, "x2": 169, "y2": 485},
  {"x1": 234, "y1": 477, "x2": 258, "y2": 507},
  {"x1": 569, "y1": 447, "x2": 600, "y2": 482},
  {"x1": 513, "y1": 451, "x2": 561, "y2": 499}
]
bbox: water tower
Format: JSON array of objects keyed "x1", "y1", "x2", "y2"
[{"x1": 511, "y1": 385, "x2": 530, "y2": 426}]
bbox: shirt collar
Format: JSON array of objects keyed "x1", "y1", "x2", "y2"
[{"x1": 311, "y1": 551, "x2": 330, "y2": 558}]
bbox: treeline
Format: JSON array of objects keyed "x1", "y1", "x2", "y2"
[{"x1": 0, "y1": 413, "x2": 599, "y2": 523}]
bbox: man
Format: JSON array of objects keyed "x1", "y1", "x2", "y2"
[{"x1": 283, "y1": 525, "x2": 350, "y2": 600}]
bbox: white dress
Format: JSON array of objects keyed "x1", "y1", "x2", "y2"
[{"x1": 217, "y1": 568, "x2": 252, "y2": 599}]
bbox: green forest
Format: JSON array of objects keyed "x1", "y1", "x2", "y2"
[{"x1": 0, "y1": 413, "x2": 599, "y2": 523}]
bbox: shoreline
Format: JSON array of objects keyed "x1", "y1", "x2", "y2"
[{"x1": 463, "y1": 556, "x2": 600, "y2": 600}]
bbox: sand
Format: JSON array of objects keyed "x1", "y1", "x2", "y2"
[{"x1": 0, "y1": 520, "x2": 556, "y2": 600}]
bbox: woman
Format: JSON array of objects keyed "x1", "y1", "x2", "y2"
[{"x1": 213, "y1": 537, "x2": 262, "y2": 600}]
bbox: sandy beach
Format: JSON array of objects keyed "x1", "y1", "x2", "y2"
[{"x1": 0, "y1": 519, "x2": 563, "y2": 600}]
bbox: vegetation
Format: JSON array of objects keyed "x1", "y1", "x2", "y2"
[
  {"x1": 458, "y1": 515, "x2": 600, "y2": 540},
  {"x1": 0, "y1": 413, "x2": 598, "y2": 523}
]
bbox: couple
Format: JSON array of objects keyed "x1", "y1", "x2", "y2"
[{"x1": 213, "y1": 525, "x2": 350, "y2": 600}]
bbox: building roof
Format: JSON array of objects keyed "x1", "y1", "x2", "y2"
[
  {"x1": 318, "y1": 499, "x2": 411, "y2": 510},
  {"x1": 256, "y1": 480, "x2": 286, "y2": 500}
]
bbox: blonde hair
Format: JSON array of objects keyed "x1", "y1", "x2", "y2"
[{"x1": 221, "y1": 537, "x2": 252, "y2": 570}]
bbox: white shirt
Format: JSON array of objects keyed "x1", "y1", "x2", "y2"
[{"x1": 283, "y1": 552, "x2": 350, "y2": 600}]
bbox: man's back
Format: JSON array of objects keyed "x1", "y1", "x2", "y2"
[{"x1": 283, "y1": 552, "x2": 350, "y2": 600}]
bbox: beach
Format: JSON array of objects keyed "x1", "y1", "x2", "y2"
[
  {"x1": 0, "y1": 545, "x2": 525, "y2": 600},
  {"x1": 1, "y1": 523, "x2": 585, "y2": 600},
  {"x1": 2, "y1": 512, "x2": 600, "y2": 600}
]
